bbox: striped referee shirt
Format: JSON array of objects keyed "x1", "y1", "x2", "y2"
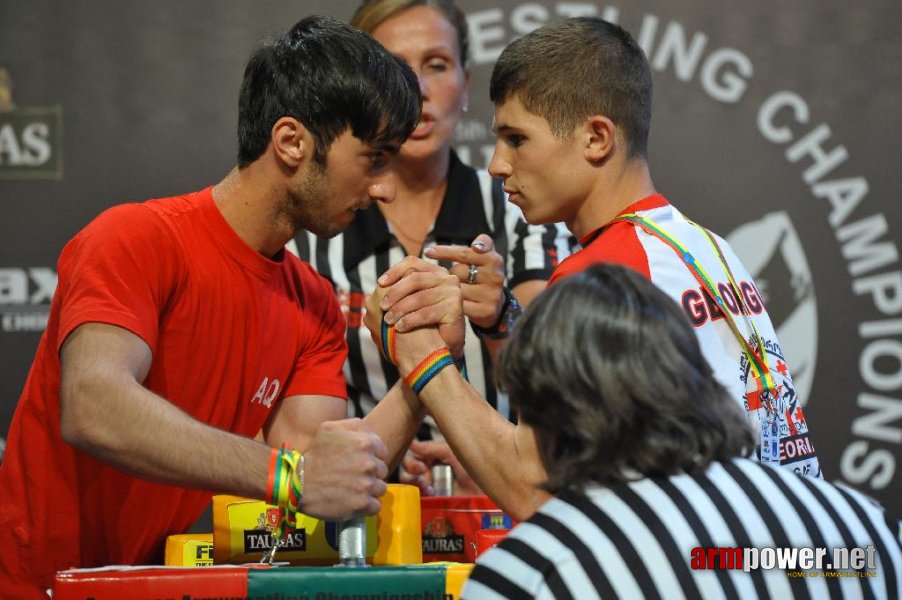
[
  {"x1": 464, "y1": 458, "x2": 902, "y2": 599},
  {"x1": 289, "y1": 151, "x2": 572, "y2": 434}
]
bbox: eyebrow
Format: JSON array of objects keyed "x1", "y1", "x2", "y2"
[
  {"x1": 369, "y1": 142, "x2": 402, "y2": 155},
  {"x1": 491, "y1": 123, "x2": 513, "y2": 135}
]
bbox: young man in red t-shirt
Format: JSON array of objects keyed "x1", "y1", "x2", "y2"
[{"x1": 0, "y1": 16, "x2": 439, "y2": 598}]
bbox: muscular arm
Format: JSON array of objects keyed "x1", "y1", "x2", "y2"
[
  {"x1": 511, "y1": 279, "x2": 545, "y2": 309},
  {"x1": 364, "y1": 382, "x2": 427, "y2": 472},
  {"x1": 264, "y1": 394, "x2": 347, "y2": 451},
  {"x1": 397, "y1": 328, "x2": 549, "y2": 520},
  {"x1": 60, "y1": 322, "x2": 270, "y2": 497},
  {"x1": 266, "y1": 383, "x2": 425, "y2": 475},
  {"x1": 60, "y1": 322, "x2": 389, "y2": 518}
]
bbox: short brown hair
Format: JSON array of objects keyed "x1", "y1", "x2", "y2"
[{"x1": 490, "y1": 17, "x2": 652, "y2": 158}]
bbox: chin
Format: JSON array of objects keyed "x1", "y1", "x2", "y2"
[
  {"x1": 401, "y1": 138, "x2": 447, "y2": 162},
  {"x1": 307, "y1": 219, "x2": 348, "y2": 239},
  {"x1": 521, "y1": 208, "x2": 555, "y2": 227}
]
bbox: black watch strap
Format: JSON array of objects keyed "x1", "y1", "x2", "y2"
[{"x1": 472, "y1": 287, "x2": 523, "y2": 340}]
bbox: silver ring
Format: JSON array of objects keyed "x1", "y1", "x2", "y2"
[{"x1": 467, "y1": 264, "x2": 478, "y2": 285}]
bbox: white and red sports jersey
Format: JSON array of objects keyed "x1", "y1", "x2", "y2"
[{"x1": 551, "y1": 194, "x2": 821, "y2": 478}]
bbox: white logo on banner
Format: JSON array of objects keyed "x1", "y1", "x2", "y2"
[
  {"x1": 0, "y1": 267, "x2": 56, "y2": 333},
  {"x1": 727, "y1": 213, "x2": 817, "y2": 406}
]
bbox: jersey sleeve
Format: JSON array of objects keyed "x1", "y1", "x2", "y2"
[
  {"x1": 56, "y1": 203, "x2": 180, "y2": 353},
  {"x1": 548, "y1": 221, "x2": 652, "y2": 285},
  {"x1": 282, "y1": 264, "x2": 349, "y2": 400}
]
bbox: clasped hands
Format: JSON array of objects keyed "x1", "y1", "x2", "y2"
[{"x1": 363, "y1": 234, "x2": 505, "y2": 495}]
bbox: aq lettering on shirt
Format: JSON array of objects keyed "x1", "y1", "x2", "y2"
[{"x1": 250, "y1": 377, "x2": 281, "y2": 408}]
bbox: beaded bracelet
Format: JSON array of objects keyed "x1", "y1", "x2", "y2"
[
  {"x1": 265, "y1": 445, "x2": 305, "y2": 539},
  {"x1": 404, "y1": 346, "x2": 455, "y2": 394}
]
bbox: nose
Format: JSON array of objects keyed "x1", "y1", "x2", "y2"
[
  {"x1": 488, "y1": 143, "x2": 511, "y2": 179},
  {"x1": 369, "y1": 173, "x2": 397, "y2": 205},
  {"x1": 415, "y1": 69, "x2": 430, "y2": 100}
]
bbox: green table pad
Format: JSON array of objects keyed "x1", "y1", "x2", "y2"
[{"x1": 247, "y1": 564, "x2": 449, "y2": 598}]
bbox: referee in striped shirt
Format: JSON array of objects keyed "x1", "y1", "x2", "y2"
[{"x1": 461, "y1": 264, "x2": 901, "y2": 599}]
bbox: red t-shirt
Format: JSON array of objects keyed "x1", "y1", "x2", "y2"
[{"x1": 0, "y1": 188, "x2": 347, "y2": 596}]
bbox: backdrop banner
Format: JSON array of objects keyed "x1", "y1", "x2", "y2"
[{"x1": 1, "y1": 1, "x2": 899, "y2": 510}]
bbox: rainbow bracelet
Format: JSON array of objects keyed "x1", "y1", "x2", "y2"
[
  {"x1": 381, "y1": 317, "x2": 398, "y2": 365},
  {"x1": 265, "y1": 446, "x2": 304, "y2": 539},
  {"x1": 455, "y1": 355, "x2": 468, "y2": 381},
  {"x1": 404, "y1": 346, "x2": 455, "y2": 394}
]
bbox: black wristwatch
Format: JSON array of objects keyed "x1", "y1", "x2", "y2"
[{"x1": 472, "y1": 287, "x2": 523, "y2": 340}]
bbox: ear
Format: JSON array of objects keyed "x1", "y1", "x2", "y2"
[
  {"x1": 271, "y1": 117, "x2": 311, "y2": 168},
  {"x1": 582, "y1": 115, "x2": 616, "y2": 162}
]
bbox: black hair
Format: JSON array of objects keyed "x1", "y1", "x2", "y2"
[{"x1": 237, "y1": 15, "x2": 421, "y2": 167}]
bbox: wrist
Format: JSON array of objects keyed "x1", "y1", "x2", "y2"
[
  {"x1": 265, "y1": 446, "x2": 305, "y2": 538},
  {"x1": 395, "y1": 328, "x2": 447, "y2": 374},
  {"x1": 471, "y1": 287, "x2": 523, "y2": 339},
  {"x1": 403, "y1": 347, "x2": 455, "y2": 394}
]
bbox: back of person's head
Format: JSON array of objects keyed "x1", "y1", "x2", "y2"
[
  {"x1": 497, "y1": 264, "x2": 754, "y2": 493},
  {"x1": 351, "y1": 0, "x2": 470, "y2": 69},
  {"x1": 237, "y1": 15, "x2": 421, "y2": 167},
  {"x1": 490, "y1": 17, "x2": 652, "y2": 158}
]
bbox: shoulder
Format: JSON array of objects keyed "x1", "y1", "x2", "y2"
[
  {"x1": 83, "y1": 189, "x2": 210, "y2": 241},
  {"x1": 67, "y1": 201, "x2": 179, "y2": 263},
  {"x1": 281, "y1": 253, "x2": 340, "y2": 308},
  {"x1": 550, "y1": 221, "x2": 649, "y2": 284}
]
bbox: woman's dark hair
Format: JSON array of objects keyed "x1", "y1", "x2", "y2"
[
  {"x1": 497, "y1": 263, "x2": 754, "y2": 493},
  {"x1": 237, "y1": 15, "x2": 421, "y2": 167}
]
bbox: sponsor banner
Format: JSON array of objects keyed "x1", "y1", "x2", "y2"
[
  {"x1": 0, "y1": 1, "x2": 898, "y2": 513},
  {"x1": 0, "y1": 66, "x2": 62, "y2": 179},
  {"x1": 0, "y1": 267, "x2": 56, "y2": 333}
]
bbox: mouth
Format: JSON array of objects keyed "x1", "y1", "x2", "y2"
[
  {"x1": 409, "y1": 113, "x2": 436, "y2": 140},
  {"x1": 350, "y1": 200, "x2": 370, "y2": 213}
]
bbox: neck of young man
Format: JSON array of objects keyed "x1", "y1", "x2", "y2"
[
  {"x1": 568, "y1": 158, "x2": 657, "y2": 240},
  {"x1": 212, "y1": 164, "x2": 294, "y2": 259}
]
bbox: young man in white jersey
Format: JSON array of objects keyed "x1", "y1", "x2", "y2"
[{"x1": 368, "y1": 17, "x2": 820, "y2": 521}]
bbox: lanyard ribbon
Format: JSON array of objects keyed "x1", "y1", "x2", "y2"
[{"x1": 614, "y1": 214, "x2": 777, "y2": 410}]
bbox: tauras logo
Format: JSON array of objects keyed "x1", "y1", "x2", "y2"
[
  {"x1": 244, "y1": 528, "x2": 306, "y2": 553},
  {"x1": 423, "y1": 536, "x2": 465, "y2": 553},
  {"x1": 422, "y1": 516, "x2": 465, "y2": 554},
  {"x1": 0, "y1": 67, "x2": 63, "y2": 180}
]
